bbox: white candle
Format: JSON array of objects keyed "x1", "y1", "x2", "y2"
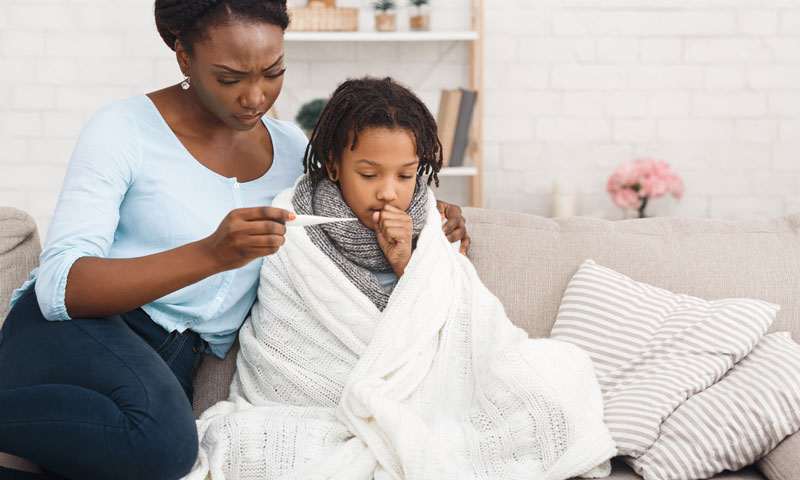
[{"x1": 552, "y1": 179, "x2": 578, "y2": 217}]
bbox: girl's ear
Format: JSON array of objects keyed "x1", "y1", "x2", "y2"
[{"x1": 326, "y1": 158, "x2": 340, "y2": 182}]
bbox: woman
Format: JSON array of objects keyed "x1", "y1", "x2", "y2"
[{"x1": 0, "y1": 2, "x2": 468, "y2": 479}]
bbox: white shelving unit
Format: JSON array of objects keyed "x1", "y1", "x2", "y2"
[
  {"x1": 284, "y1": 0, "x2": 484, "y2": 206},
  {"x1": 285, "y1": 31, "x2": 478, "y2": 42}
]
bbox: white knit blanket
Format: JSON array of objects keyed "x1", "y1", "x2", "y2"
[{"x1": 183, "y1": 182, "x2": 617, "y2": 480}]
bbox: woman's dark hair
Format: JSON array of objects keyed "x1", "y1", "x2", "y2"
[
  {"x1": 154, "y1": 0, "x2": 289, "y2": 54},
  {"x1": 304, "y1": 76, "x2": 443, "y2": 187}
]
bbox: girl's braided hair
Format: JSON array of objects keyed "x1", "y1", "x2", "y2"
[
  {"x1": 154, "y1": 0, "x2": 289, "y2": 54},
  {"x1": 304, "y1": 76, "x2": 443, "y2": 187}
]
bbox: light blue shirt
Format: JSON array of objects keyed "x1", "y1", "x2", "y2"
[
  {"x1": 374, "y1": 270, "x2": 399, "y2": 293},
  {"x1": 11, "y1": 94, "x2": 307, "y2": 358}
]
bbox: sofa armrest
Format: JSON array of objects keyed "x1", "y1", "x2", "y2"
[
  {"x1": 0, "y1": 207, "x2": 41, "y2": 325},
  {"x1": 758, "y1": 430, "x2": 800, "y2": 480}
]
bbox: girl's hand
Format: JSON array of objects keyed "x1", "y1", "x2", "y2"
[
  {"x1": 202, "y1": 206, "x2": 295, "y2": 271},
  {"x1": 436, "y1": 200, "x2": 470, "y2": 255},
  {"x1": 373, "y1": 205, "x2": 414, "y2": 277}
]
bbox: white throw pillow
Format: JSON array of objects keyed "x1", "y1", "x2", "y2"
[
  {"x1": 629, "y1": 332, "x2": 800, "y2": 480},
  {"x1": 550, "y1": 259, "x2": 780, "y2": 458}
]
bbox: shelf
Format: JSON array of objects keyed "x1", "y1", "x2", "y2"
[
  {"x1": 284, "y1": 31, "x2": 479, "y2": 42},
  {"x1": 438, "y1": 166, "x2": 478, "y2": 177}
]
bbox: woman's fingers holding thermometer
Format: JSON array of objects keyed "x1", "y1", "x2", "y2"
[{"x1": 203, "y1": 207, "x2": 296, "y2": 271}]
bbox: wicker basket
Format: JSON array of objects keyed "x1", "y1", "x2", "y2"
[{"x1": 288, "y1": 5, "x2": 359, "y2": 32}]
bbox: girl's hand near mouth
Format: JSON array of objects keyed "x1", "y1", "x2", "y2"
[{"x1": 373, "y1": 204, "x2": 414, "y2": 277}]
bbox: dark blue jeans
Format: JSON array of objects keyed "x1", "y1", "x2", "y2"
[{"x1": 0, "y1": 287, "x2": 206, "y2": 480}]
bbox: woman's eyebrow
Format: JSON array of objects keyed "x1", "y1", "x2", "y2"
[{"x1": 211, "y1": 55, "x2": 285, "y2": 75}]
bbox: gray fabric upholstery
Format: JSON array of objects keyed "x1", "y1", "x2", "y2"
[
  {"x1": 192, "y1": 340, "x2": 239, "y2": 419},
  {"x1": 461, "y1": 208, "x2": 800, "y2": 342},
  {"x1": 607, "y1": 459, "x2": 764, "y2": 479},
  {"x1": 757, "y1": 431, "x2": 800, "y2": 480},
  {"x1": 0, "y1": 207, "x2": 40, "y2": 326}
]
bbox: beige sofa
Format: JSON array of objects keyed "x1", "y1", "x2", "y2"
[{"x1": 1, "y1": 205, "x2": 798, "y2": 480}]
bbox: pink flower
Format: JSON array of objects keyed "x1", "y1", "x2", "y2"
[
  {"x1": 641, "y1": 175, "x2": 667, "y2": 197},
  {"x1": 668, "y1": 175, "x2": 684, "y2": 199},
  {"x1": 606, "y1": 157, "x2": 684, "y2": 214},
  {"x1": 612, "y1": 188, "x2": 641, "y2": 210}
]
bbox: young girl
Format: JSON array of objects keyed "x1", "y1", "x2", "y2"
[
  {"x1": 295, "y1": 75, "x2": 446, "y2": 309},
  {"x1": 183, "y1": 77, "x2": 615, "y2": 480}
]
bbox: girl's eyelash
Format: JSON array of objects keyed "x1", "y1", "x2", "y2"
[
  {"x1": 218, "y1": 79, "x2": 237, "y2": 85},
  {"x1": 360, "y1": 173, "x2": 376, "y2": 178}
]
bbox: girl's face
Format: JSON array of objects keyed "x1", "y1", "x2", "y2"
[
  {"x1": 177, "y1": 21, "x2": 285, "y2": 131},
  {"x1": 331, "y1": 127, "x2": 420, "y2": 231}
]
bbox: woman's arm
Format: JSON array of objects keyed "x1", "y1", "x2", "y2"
[
  {"x1": 35, "y1": 104, "x2": 293, "y2": 320},
  {"x1": 64, "y1": 207, "x2": 292, "y2": 319}
]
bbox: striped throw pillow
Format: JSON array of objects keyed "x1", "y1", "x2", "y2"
[
  {"x1": 630, "y1": 332, "x2": 800, "y2": 480},
  {"x1": 550, "y1": 260, "x2": 780, "y2": 458}
]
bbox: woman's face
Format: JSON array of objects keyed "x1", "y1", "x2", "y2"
[
  {"x1": 177, "y1": 21, "x2": 285, "y2": 131},
  {"x1": 332, "y1": 127, "x2": 420, "y2": 231}
]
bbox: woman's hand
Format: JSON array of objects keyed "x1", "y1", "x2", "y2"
[
  {"x1": 202, "y1": 206, "x2": 295, "y2": 271},
  {"x1": 373, "y1": 205, "x2": 413, "y2": 277},
  {"x1": 436, "y1": 200, "x2": 470, "y2": 255}
]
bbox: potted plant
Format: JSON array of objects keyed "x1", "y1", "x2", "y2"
[
  {"x1": 409, "y1": 0, "x2": 430, "y2": 31},
  {"x1": 295, "y1": 98, "x2": 328, "y2": 137},
  {"x1": 372, "y1": 0, "x2": 396, "y2": 32}
]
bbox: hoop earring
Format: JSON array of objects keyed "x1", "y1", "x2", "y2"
[
  {"x1": 329, "y1": 168, "x2": 339, "y2": 182},
  {"x1": 181, "y1": 76, "x2": 191, "y2": 90}
]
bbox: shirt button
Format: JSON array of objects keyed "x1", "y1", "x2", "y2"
[
  {"x1": 182, "y1": 322, "x2": 191, "y2": 329},
  {"x1": 233, "y1": 182, "x2": 240, "y2": 189},
  {"x1": 216, "y1": 297, "x2": 223, "y2": 303}
]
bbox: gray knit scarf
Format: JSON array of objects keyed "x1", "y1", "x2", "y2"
[{"x1": 292, "y1": 175, "x2": 428, "y2": 311}]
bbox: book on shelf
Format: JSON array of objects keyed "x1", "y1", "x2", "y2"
[{"x1": 436, "y1": 88, "x2": 477, "y2": 168}]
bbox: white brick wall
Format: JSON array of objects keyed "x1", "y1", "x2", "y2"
[
  {"x1": 2, "y1": 0, "x2": 800, "y2": 238},
  {"x1": 483, "y1": 0, "x2": 800, "y2": 220}
]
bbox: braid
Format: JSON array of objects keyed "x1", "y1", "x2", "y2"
[
  {"x1": 304, "y1": 77, "x2": 443, "y2": 188},
  {"x1": 154, "y1": 0, "x2": 289, "y2": 52}
]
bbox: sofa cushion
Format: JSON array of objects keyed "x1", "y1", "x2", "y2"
[
  {"x1": 608, "y1": 459, "x2": 765, "y2": 479},
  {"x1": 0, "y1": 207, "x2": 40, "y2": 326},
  {"x1": 461, "y1": 209, "x2": 800, "y2": 342},
  {"x1": 759, "y1": 430, "x2": 800, "y2": 480}
]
